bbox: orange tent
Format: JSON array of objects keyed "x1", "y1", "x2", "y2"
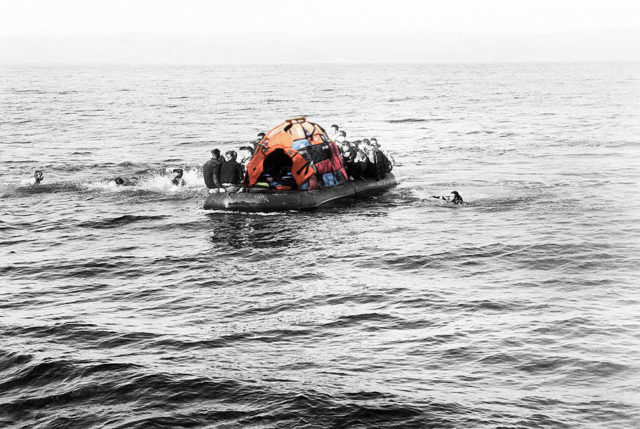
[{"x1": 246, "y1": 117, "x2": 347, "y2": 188}]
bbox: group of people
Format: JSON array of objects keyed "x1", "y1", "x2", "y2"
[
  {"x1": 202, "y1": 126, "x2": 396, "y2": 193},
  {"x1": 329, "y1": 124, "x2": 394, "y2": 181},
  {"x1": 202, "y1": 148, "x2": 249, "y2": 193},
  {"x1": 23, "y1": 169, "x2": 189, "y2": 189}
]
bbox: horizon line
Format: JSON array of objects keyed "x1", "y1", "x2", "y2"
[{"x1": 1, "y1": 60, "x2": 639, "y2": 66}]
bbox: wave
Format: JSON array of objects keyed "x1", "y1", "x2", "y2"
[
  {"x1": 82, "y1": 167, "x2": 205, "y2": 193},
  {"x1": 465, "y1": 130, "x2": 495, "y2": 135},
  {"x1": 78, "y1": 214, "x2": 167, "y2": 229},
  {"x1": 387, "y1": 118, "x2": 428, "y2": 123},
  {"x1": 0, "y1": 351, "x2": 466, "y2": 428}
]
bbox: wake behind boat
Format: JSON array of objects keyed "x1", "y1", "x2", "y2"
[{"x1": 203, "y1": 117, "x2": 397, "y2": 211}]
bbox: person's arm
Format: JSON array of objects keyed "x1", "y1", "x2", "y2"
[
  {"x1": 212, "y1": 164, "x2": 222, "y2": 188},
  {"x1": 236, "y1": 163, "x2": 244, "y2": 183}
]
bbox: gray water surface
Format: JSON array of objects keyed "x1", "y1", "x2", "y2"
[{"x1": 1, "y1": 63, "x2": 639, "y2": 428}]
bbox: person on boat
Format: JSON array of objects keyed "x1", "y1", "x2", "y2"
[
  {"x1": 361, "y1": 139, "x2": 378, "y2": 179},
  {"x1": 335, "y1": 130, "x2": 346, "y2": 144},
  {"x1": 203, "y1": 149, "x2": 224, "y2": 192},
  {"x1": 251, "y1": 132, "x2": 266, "y2": 150},
  {"x1": 351, "y1": 142, "x2": 368, "y2": 180},
  {"x1": 171, "y1": 168, "x2": 186, "y2": 187},
  {"x1": 220, "y1": 151, "x2": 244, "y2": 192},
  {"x1": 329, "y1": 124, "x2": 340, "y2": 140},
  {"x1": 30, "y1": 170, "x2": 44, "y2": 185},
  {"x1": 340, "y1": 141, "x2": 357, "y2": 179},
  {"x1": 370, "y1": 139, "x2": 393, "y2": 176},
  {"x1": 238, "y1": 146, "x2": 254, "y2": 166},
  {"x1": 371, "y1": 138, "x2": 395, "y2": 169}
]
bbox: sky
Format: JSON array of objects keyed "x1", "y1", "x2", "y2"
[{"x1": 0, "y1": 0, "x2": 639, "y2": 63}]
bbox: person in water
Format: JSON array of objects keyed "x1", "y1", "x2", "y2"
[
  {"x1": 114, "y1": 177, "x2": 125, "y2": 186},
  {"x1": 171, "y1": 168, "x2": 186, "y2": 186},
  {"x1": 220, "y1": 151, "x2": 244, "y2": 191},
  {"x1": 431, "y1": 191, "x2": 464, "y2": 204},
  {"x1": 30, "y1": 170, "x2": 44, "y2": 185},
  {"x1": 203, "y1": 149, "x2": 224, "y2": 192}
]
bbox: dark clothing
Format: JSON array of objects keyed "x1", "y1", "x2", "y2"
[
  {"x1": 172, "y1": 177, "x2": 186, "y2": 187},
  {"x1": 344, "y1": 147, "x2": 357, "y2": 163},
  {"x1": 219, "y1": 159, "x2": 244, "y2": 185},
  {"x1": 352, "y1": 161, "x2": 367, "y2": 180},
  {"x1": 452, "y1": 194, "x2": 463, "y2": 204},
  {"x1": 363, "y1": 151, "x2": 390, "y2": 181},
  {"x1": 203, "y1": 157, "x2": 224, "y2": 188},
  {"x1": 378, "y1": 151, "x2": 392, "y2": 173}
]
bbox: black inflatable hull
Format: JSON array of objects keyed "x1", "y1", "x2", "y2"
[{"x1": 203, "y1": 174, "x2": 397, "y2": 212}]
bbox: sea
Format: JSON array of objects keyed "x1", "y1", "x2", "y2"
[{"x1": 1, "y1": 63, "x2": 639, "y2": 428}]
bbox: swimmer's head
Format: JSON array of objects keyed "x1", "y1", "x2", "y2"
[
  {"x1": 115, "y1": 177, "x2": 124, "y2": 185},
  {"x1": 172, "y1": 168, "x2": 184, "y2": 178},
  {"x1": 34, "y1": 170, "x2": 44, "y2": 183},
  {"x1": 451, "y1": 191, "x2": 463, "y2": 203}
]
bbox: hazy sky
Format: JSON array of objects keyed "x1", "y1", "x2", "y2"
[{"x1": 1, "y1": 0, "x2": 639, "y2": 63}]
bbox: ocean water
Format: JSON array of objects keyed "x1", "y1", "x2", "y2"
[{"x1": 1, "y1": 63, "x2": 639, "y2": 428}]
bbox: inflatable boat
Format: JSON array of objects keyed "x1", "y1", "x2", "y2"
[
  {"x1": 203, "y1": 173, "x2": 397, "y2": 212},
  {"x1": 203, "y1": 117, "x2": 397, "y2": 211}
]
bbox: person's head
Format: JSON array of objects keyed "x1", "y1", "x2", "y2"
[
  {"x1": 363, "y1": 138, "x2": 370, "y2": 145},
  {"x1": 370, "y1": 138, "x2": 378, "y2": 144},
  {"x1": 115, "y1": 177, "x2": 124, "y2": 185},
  {"x1": 33, "y1": 170, "x2": 44, "y2": 183},
  {"x1": 330, "y1": 124, "x2": 339, "y2": 134},
  {"x1": 172, "y1": 168, "x2": 184, "y2": 178},
  {"x1": 238, "y1": 146, "x2": 253, "y2": 161},
  {"x1": 226, "y1": 150, "x2": 237, "y2": 160},
  {"x1": 257, "y1": 132, "x2": 265, "y2": 140},
  {"x1": 212, "y1": 149, "x2": 220, "y2": 159},
  {"x1": 451, "y1": 191, "x2": 460, "y2": 198},
  {"x1": 339, "y1": 130, "x2": 346, "y2": 138}
]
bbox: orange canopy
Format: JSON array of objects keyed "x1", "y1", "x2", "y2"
[{"x1": 246, "y1": 117, "x2": 334, "y2": 187}]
